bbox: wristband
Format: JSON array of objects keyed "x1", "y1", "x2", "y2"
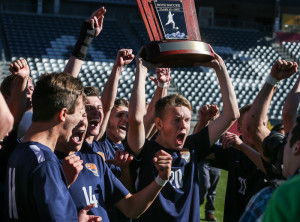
[
  {"x1": 157, "y1": 81, "x2": 168, "y2": 88},
  {"x1": 266, "y1": 75, "x2": 280, "y2": 87},
  {"x1": 72, "y1": 21, "x2": 96, "y2": 60},
  {"x1": 155, "y1": 175, "x2": 168, "y2": 187}
]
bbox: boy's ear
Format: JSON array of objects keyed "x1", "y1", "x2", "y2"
[
  {"x1": 237, "y1": 123, "x2": 242, "y2": 134},
  {"x1": 58, "y1": 108, "x2": 68, "y2": 122},
  {"x1": 155, "y1": 117, "x2": 163, "y2": 130},
  {"x1": 3, "y1": 94, "x2": 9, "y2": 103},
  {"x1": 293, "y1": 141, "x2": 300, "y2": 156}
]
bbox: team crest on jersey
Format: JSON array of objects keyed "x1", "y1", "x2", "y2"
[
  {"x1": 85, "y1": 163, "x2": 99, "y2": 177},
  {"x1": 97, "y1": 152, "x2": 106, "y2": 161},
  {"x1": 180, "y1": 149, "x2": 190, "y2": 163}
]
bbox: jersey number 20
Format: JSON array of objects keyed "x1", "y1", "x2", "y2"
[{"x1": 169, "y1": 169, "x2": 183, "y2": 189}]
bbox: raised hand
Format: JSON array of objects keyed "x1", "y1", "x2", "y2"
[
  {"x1": 62, "y1": 154, "x2": 83, "y2": 187},
  {"x1": 78, "y1": 204, "x2": 102, "y2": 222},
  {"x1": 86, "y1": 7, "x2": 106, "y2": 37},
  {"x1": 135, "y1": 46, "x2": 156, "y2": 71},
  {"x1": 270, "y1": 60, "x2": 298, "y2": 80},
  {"x1": 153, "y1": 149, "x2": 172, "y2": 180},
  {"x1": 9, "y1": 59, "x2": 30, "y2": 78},
  {"x1": 156, "y1": 68, "x2": 171, "y2": 83},
  {"x1": 198, "y1": 104, "x2": 220, "y2": 124},
  {"x1": 221, "y1": 132, "x2": 243, "y2": 149},
  {"x1": 194, "y1": 45, "x2": 225, "y2": 71},
  {"x1": 149, "y1": 68, "x2": 171, "y2": 87},
  {"x1": 105, "y1": 150, "x2": 134, "y2": 169},
  {"x1": 115, "y1": 49, "x2": 135, "y2": 67}
]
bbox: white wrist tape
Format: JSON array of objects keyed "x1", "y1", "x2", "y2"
[
  {"x1": 157, "y1": 81, "x2": 168, "y2": 88},
  {"x1": 155, "y1": 175, "x2": 168, "y2": 187},
  {"x1": 266, "y1": 75, "x2": 280, "y2": 87}
]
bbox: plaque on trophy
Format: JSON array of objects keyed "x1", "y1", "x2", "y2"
[
  {"x1": 136, "y1": 0, "x2": 214, "y2": 67},
  {"x1": 154, "y1": 1, "x2": 188, "y2": 40}
]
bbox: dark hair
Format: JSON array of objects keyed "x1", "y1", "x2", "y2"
[
  {"x1": 0, "y1": 74, "x2": 19, "y2": 96},
  {"x1": 290, "y1": 116, "x2": 300, "y2": 147},
  {"x1": 238, "y1": 104, "x2": 252, "y2": 126},
  {"x1": 1, "y1": 75, "x2": 34, "y2": 97},
  {"x1": 262, "y1": 132, "x2": 286, "y2": 164},
  {"x1": 32, "y1": 73, "x2": 84, "y2": 122},
  {"x1": 262, "y1": 131, "x2": 286, "y2": 179},
  {"x1": 272, "y1": 123, "x2": 284, "y2": 133},
  {"x1": 114, "y1": 98, "x2": 129, "y2": 108},
  {"x1": 155, "y1": 94, "x2": 192, "y2": 118},
  {"x1": 84, "y1": 86, "x2": 100, "y2": 97}
]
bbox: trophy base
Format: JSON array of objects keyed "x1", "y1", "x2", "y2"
[{"x1": 144, "y1": 41, "x2": 214, "y2": 68}]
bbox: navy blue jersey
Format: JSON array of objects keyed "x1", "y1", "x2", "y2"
[
  {"x1": 89, "y1": 138, "x2": 135, "y2": 222},
  {"x1": 90, "y1": 136, "x2": 127, "y2": 178},
  {"x1": 212, "y1": 145, "x2": 267, "y2": 222},
  {"x1": 85, "y1": 140, "x2": 102, "y2": 153},
  {"x1": 134, "y1": 127, "x2": 211, "y2": 222},
  {"x1": 5, "y1": 141, "x2": 78, "y2": 222},
  {"x1": 0, "y1": 129, "x2": 20, "y2": 219},
  {"x1": 0, "y1": 129, "x2": 20, "y2": 184},
  {"x1": 55, "y1": 142, "x2": 130, "y2": 222}
]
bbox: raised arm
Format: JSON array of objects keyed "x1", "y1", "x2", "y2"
[
  {"x1": 196, "y1": 46, "x2": 239, "y2": 146},
  {"x1": 245, "y1": 60, "x2": 297, "y2": 152},
  {"x1": 282, "y1": 65, "x2": 299, "y2": 134},
  {"x1": 222, "y1": 132, "x2": 266, "y2": 174},
  {"x1": 7, "y1": 59, "x2": 30, "y2": 129},
  {"x1": 114, "y1": 150, "x2": 172, "y2": 218},
  {"x1": 144, "y1": 68, "x2": 170, "y2": 139},
  {"x1": 193, "y1": 104, "x2": 219, "y2": 134},
  {"x1": 0, "y1": 92, "x2": 14, "y2": 140},
  {"x1": 95, "y1": 49, "x2": 134, "y2": 140},
  {"x1": 128, "y1": 47, "x2": 155, "y2": 156},
  {"x1": 64, "y1": 7, "x2": 106, "y2": 77}
]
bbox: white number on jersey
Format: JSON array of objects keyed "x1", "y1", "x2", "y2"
[
  {"x1": 169, "y1": 169, "x2": 183, "y2": 189},
  {"x1": 8, "y1": 168, "x2": 18, "y2": 219},
  {"x1": 82, "y1": 186, "x2": 98, "y2": 208},
  {"x1": 238, "y1": 177, "x2": 247, "y2": 195}
]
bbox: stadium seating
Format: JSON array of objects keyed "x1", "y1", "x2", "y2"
[
  {"x1": 1, "y1": 12, "x2": 133, "y2": 61},
  {"x1": 2, "y1": 12, "x2": 299, "y2": 120},
  {"x1": 11, "y1": 55, "x2": 157, "y2": 103},
  {"x1": 282, "y1": 41, "x2": 300, "y2": 64},
  {"x1": 129, "y1": 21, "x2": 290, "y2": 119},
  {"x1": 91, "y1": 0, "x2": 136, "y2": 5}
]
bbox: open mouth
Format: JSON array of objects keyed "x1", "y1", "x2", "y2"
[
  {"x1": 89, "y1": 119, "x2": 99, "y2": 128},
  {"x1": 176, "y1": 133, "x2": 185, "y2": 145},
  {"x1": 71, "y1": 130, "x2": 85, "y2": 144},
  {"x1": 119, "y1": 125, "x2": 127, "y2": 131}
]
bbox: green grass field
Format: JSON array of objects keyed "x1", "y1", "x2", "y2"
[{"x1": 200, "y1": 170, "x2": 228, "y2": 221}]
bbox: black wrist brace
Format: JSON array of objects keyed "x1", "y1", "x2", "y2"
[{"x1": 72, "y1": 21, "x2": 95, "y2": 60}]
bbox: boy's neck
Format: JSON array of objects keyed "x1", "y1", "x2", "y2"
[{"x1": 22, "y1": 122, "x2": 60, "y2": 152}]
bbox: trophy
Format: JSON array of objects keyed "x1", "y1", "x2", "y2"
[{"x1": 136, "y1": 0, "x2": 214, "y2": 67}]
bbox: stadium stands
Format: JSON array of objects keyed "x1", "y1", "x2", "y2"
[
  {"x1": 90, "y1": 0, "x2": 136, "y2": 5},
  {"x1": 282, "y1": 41, "x2": 300, "y2": 64},
  {"x1": 1, "y1": 12, "x2": 299, "y2": 120},
  {"x1": 1, "y1": 12, "x2": 133, "y2": 60},
  {"x1": 129, "y1": 21, "x2": 289, "y2": 118}
]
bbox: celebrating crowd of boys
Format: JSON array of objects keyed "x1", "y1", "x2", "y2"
[{"x1": 0, "y1": 7, "x2": 299, "y2": 222}]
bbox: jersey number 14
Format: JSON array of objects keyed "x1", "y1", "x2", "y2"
[{"x1": 82, "y1": 186, "x2": 98, "y2": 208}]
